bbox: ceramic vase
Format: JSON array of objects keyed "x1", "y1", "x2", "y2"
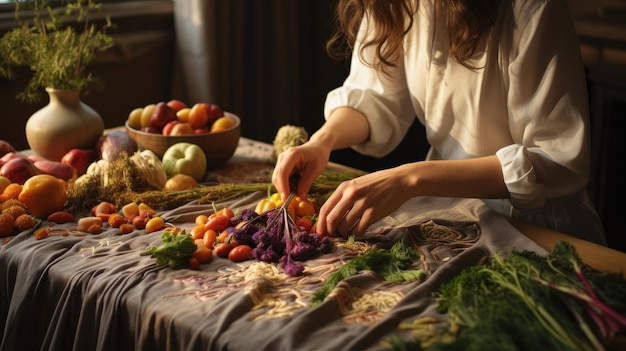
[{"x1": 25, "y1": 88, "x2": 104, "y2": 161}]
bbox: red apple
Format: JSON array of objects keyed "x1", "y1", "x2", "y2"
[
  {"x1": 170, "y1": 122, "x2": 194, "y2": 136},
  {"x1": 1, "y1": 151, "x2": 23, "y2": 164},
  {"x1": 0, "y1": 157, "x2": 40, "y2": 184},
  {"x1": 142, "y1": 126, "x2": 161, "y2": 134},
  {"x1": 0, "y1": 152, "x2": 29, "y2": 170},
  {"x1": 0, "y1": 140, "x2": 16, "y2": 158},
  {"x1": 166, "y1": 99, "x2": 187, "y2": 112},
  {"x1": 205, "y1": 103, "x2": 224, "y2": 124},
  {"x1": 162, "y1": 121, "x2": 179, "y2": 136},
  {"x1": 61, "y1": 148, "x2": 98, "y2": 176},
  {"x1": 149, "y1": 102, "x2": 178, "y2": 129},
  {"x1": 194, "y1": 128, "x2": 209, "y2": 134}
]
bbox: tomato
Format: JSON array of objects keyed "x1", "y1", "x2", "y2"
[
  {"x1": 195, "y1": 214, "x2": 209, "y2": 225},
  {"x1": 213, "y1": 242, "x2": 234, "y2": 258},
  {"x1": 203, "y1": 214, "x2": 230, "y2": 232},
  {"x1": 132, "y1": 215, "x2": 147, "y2": 229},
  {"x1": 17, "y1": 174, "x2": 67, "y2": 219},
  {"x1": 228, "y1": 244, "x2": 253, "y2": 262},
  {"x1": 295, "y1": 217, "x2": 314, "y2": 233},
  {"x1": 210, "y1": 207, "x2": 234, "y2": 219},
  {"x1": 296, "y1": 201, "x2": 316, "y2": 218},
  {"x1": 218, "y1": 230, "x2": 238, "y2": 245},
  {"x1": 190, "y1": 224, "x2": 207, "y2": 240},
  {"x1": 188, "y1": 257, "x2": 200, "y2": 270},
  {"x1": 193, "y1": 239, "x2": 213, "y2": 263},
  {"x1": 203, "y1": 229, "x2": 217, "y2": 249}
]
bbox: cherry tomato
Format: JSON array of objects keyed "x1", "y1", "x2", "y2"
[
  {"x1": 195, "y1": 214, "x2": 209, "y2": 225},
  {"x1": 295, "y1": 217, "x2": 314, "y2": 233},
  {"x1": 210, "y1": 207, "x2": 234, "y2": 220},
  {"x1": 188, "y1": 257, "x2": 200, "y2": 270},
  {"x1": 203, "y1": 229, "x2": 217, "y2": 249},
  {"x1": 296, "y1": 201, "x2": 316, "y2": 218},
  {"x1": 203, "y1": 214, "x2": 230, "y2": 232},
  {"x1": 193, "y1": 239, "x2": 213, "y2": 263},
  {"x1": 228, "y1": 244, "x2": 253, "y2": 262},
  {"x1": 190, "y1": 224, "x2": 207, "y2": 240},
  {"x1": 213, "y1": 242, "x2": 234, "y2": 258}
]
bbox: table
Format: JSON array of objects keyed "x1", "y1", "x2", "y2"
[
  {"x1": 233, "y1": 137, "x2": 626, "y2": 276},
  {"x1": 1, "y1": 137, "x2": 625, "y2": 351}
]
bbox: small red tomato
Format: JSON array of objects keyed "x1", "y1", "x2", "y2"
[
  {"x1": 132, "y1": 215, "x2": 146, "y2": 229},
  {"x1": 188, "y1": 257, "x2": 200, "y2": 270},
  {"x1": 213, "y1": 242, "x2": 233, "y2": 258},
  {"x1": 228, "y1": 244, "x2": 253, "y2": 262},
  {"x1": 203, "y1": 214, "x2": 230, "y2": 232},
  {"x1": 211, "y1": 207, "x2": 234, "y2": 219},
  {"x1": 295, "y1": 217, "x2": 314, "y2": 233}
]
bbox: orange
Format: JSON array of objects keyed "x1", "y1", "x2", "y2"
[{"x1": 18, "y1": 174, "x2": 67, "y2": 219}]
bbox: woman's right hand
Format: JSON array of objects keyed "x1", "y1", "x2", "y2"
[{"x1": 271, "y1": 141, "x2": 331, "y2": 202}]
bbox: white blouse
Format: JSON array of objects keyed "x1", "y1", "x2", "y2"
[{"x1": 324, "y1": 0, "x2": 606, "y2": 244}]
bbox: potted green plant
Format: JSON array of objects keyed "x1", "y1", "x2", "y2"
[{"x1": 0, "y1": 0, "x2": 114, "y2": 161}]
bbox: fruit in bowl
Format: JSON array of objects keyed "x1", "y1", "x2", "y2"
[{"x1": 125, "y1": 100, "x2": 240, "y2": 169}]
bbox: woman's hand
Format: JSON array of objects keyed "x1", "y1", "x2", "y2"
[
  {"x1": 316, "y1": 165, "x2": 416, "y2": 237},
  {"x1": 272, "y1": 141, "x2": 331, "y2": 201}
]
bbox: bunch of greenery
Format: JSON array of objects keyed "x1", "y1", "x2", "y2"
[{"x1": 0, "y1": 0, "x2": 113, "y2": 103}]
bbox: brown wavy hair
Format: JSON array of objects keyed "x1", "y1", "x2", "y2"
[{"x1": 326, "y1": 0, "x2": 498, "y2": 70}]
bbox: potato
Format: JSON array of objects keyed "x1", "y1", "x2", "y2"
[{"x1": 163, "y1": 174, "x2": 198, "y2": 191}]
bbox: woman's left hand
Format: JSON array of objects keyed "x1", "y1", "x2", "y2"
[{"x1": 315, "y1": 165, "x2": 416, "y2": 237}]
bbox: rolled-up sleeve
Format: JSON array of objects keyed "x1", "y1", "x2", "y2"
[
  {"x1": 324, "y1": 15, "x2": 416, "y2": 158},
  {"x1": 498, "y1": 0, "x2": 590, "y2": 208}
]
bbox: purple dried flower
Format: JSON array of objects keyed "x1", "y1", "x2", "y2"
[{"x1": 283, "y1": 260, "x2": 304, "y2": 277}]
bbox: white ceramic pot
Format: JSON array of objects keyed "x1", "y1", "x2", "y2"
[{"x1": 25, "y1": 88, "x2": 104, "y2": 161}]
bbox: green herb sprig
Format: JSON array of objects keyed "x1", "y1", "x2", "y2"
[
  {"x1": 140, "y1": 227, "x2": 197, "y2": 269},
  {"x1": 312, "y1": 236, "x2": 426, "y2": 306}
]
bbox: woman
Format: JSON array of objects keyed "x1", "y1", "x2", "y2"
[{"x1": 272, "y1": 0, "x2": 606, "y2": 245}]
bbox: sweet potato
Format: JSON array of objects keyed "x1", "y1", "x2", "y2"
[{"x1": 34, "y1": 160, "x2": 77, "y2": 181}]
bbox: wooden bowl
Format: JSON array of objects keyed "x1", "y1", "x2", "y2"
[{"x1": 125, "y1": 112, "x2": 241, "y2": 169}]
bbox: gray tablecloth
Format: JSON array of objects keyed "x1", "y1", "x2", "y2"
[{"x1": 0, "y1": 193, "x2": 545, "y2": 351}]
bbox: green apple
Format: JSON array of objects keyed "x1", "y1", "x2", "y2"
[{"x1": 161, "y1": 142, "x2": 207, "y2": 181}]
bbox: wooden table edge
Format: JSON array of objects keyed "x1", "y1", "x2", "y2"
[{"x1": 508, "y1": 217, "x2": 626, "y2": 277}]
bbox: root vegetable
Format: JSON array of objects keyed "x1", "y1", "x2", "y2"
[{"x1": 78, "y1": 216, "x2": 103, "y2": 232}]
